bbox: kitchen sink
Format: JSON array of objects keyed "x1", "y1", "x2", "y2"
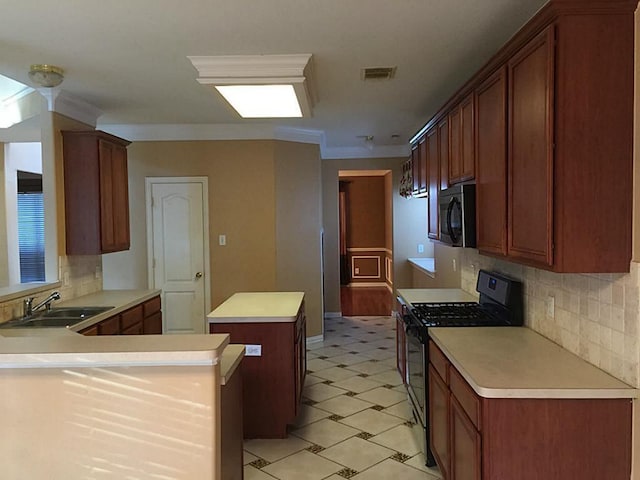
[
  {"x1": 0, "y1": 306, "x2": 115, "y2": 329},
  {"x1": 40, "y1": 306, "x2": 114, "y2": 319}
]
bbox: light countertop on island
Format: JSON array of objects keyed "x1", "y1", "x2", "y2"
[
  {"x1": 397, "y1": 288, "x2": 477, "y2": 305},
  {"x1": 429, "y1": 326, "x2": 638, "y2": 399},
  {"x1": 208, "y1": 292, "x2": 304, "y2": 323}
]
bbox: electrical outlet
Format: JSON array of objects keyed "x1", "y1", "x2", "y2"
[
  {"x1": 355, "y1": 267, "x2": 360, "y2": 274},
  {"x1": 63, "y1": 271, "x2": 70, "y2": 287},
  {"x1": 95, "y1": 265, "x2": 102, "y2": 279},
  {"x1": 418, "y1": 244, "x2": 424, "y2": 254},
  {"x1": 245, "y1": 344, "x2": 262, "y2": 356},
  {"x1": 452, "y1": 259, "x2": 457, "y2": 272},
  {"x1": 219, "y1": 234, "x2": 226, "y2": 246},
  {"x1": 547, "y1": 296, "x2": 555, "y2": 318}
]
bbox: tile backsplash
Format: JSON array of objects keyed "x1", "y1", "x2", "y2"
[
  {"x1": 460, "y1": 249, "x2": 640, "y2": 388},
  {"x1": 0, "y1": 255, "x2": 102, "y2": 323}
]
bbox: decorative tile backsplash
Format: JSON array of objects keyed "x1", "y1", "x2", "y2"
[
  {"x1": 0, "y1": 255, "x2": 102, "y2": 323},
  {"x1": 460, "y1": 249, "x2": 640, "y2": 388}
]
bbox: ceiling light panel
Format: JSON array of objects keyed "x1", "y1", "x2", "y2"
[
  {"x1": 215, "y1": 84, "x2": 302, "y2": 118},
  {"x1": 188, "y1": 54, "x2": 315, "y2": 118}
]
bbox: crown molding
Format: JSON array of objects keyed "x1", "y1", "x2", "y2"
[
  {"x1": 38, "y1": 88, "x2": 103, "y2": 127},
  {"x1": 98, "y1": 122, "x2": 408, "y2": 159}
]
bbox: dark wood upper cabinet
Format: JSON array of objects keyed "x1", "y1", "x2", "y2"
[
  {"x1": 411, "y1": 143, "x2": 419, "y2": 195},
  {"x1": 508, "y1": 27, "x2": 554, "y2": 267},
  {"x1": 448, "y1": 94, "x2": 475, "y2": 185},
  {"x1": 62, "y1": 130, "x2": 131, "y2": 255},
  {"x1": 476, "y1": 68, "x2": 508, "y2": 256},
  {"x1": 416, "y1": 135, "x2": 428, "y2": 197},
  {"x1": 438, "y1": 119, "x2": 449, "y2": 191},
  {"x1": 426, "y1": 126, "x2": 439, "y2": 239},
  {"x1": 408, "y1": 0, "x2": 635, "y2": 273}
]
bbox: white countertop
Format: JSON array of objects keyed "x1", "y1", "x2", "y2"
[
  {"x1": 0, "y1": 333, "x2": 230, "y2": 368},
  {"x1": 397, "y1": 288, "x2": 477, "y2": 305},
  {"x1": 407, "y1": 258, "x2": 436, "y2": 278},
  {"x1": 208, "y1": 292, "x2": 304, "y2": 323},
  {"x1": 429, "y1": 327, "x2": 638, "y2": 399}
]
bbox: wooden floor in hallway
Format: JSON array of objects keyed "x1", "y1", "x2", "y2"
[{"x1": 340, "y1": 286, "x2": 393, "y2": 317}]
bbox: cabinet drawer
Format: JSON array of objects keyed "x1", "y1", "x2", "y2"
[
  {"x1": 450, "y1": 367, "x2": 481, "y2": 430},
  {"x1": 121, "y1": 321, "x2": 143, "y2": 335},
  {"x1": 98, "y1": 315, "x2": 120, "y2": 335},
  {"x1": 121, "y1": 305, "x2": 143, "y2": 330},
  {"x1": 429, "y1": 341, "x2": 449, "y2": 384},
  {"x1": 143, "y1": 296, "x2": 161, "y2": 317},
  {"x1": 143, "y1": 311, "x2": 163, "y2": 334}
]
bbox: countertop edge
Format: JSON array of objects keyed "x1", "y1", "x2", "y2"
[
  {"x1": 208, "y1": 315, "x2": 297, "y2": 324},
  {"x1": 407, "y1": 258, "x2": 436, "y2": 278},
  {"x1": 430, "y1": 329, "x2": 639, "y2": 400},
  {"x1": 220, "y1": 344, "x2": 245, "y2": 385}
]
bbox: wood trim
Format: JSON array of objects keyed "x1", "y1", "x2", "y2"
[{"x1": 351, "y1": 255, "x2": 381, "y2": 279}]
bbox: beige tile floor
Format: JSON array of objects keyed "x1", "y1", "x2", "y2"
[{"x1": 243, "y1": 315, "x2": 443, "y2": 480}]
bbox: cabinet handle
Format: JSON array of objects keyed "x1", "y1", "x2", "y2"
[{"x1": 195, "y1": 272, "x2": 203, "y2": 279}]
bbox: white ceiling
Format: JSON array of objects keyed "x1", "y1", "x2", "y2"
[{"x1": 0, "y1": 0, "x2": 548, "y2": 158}]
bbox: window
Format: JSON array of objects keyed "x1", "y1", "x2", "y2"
[{"x1": 17, "y1": 171, "x2": 45, "y2": 283}]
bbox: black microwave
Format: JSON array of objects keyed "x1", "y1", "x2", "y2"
[{"x1": 438, "y1": 184, "x2": 476, "y2": 247}]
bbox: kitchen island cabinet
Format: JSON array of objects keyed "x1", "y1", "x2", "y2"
[
  {"x1": 208, "y1": 292, "x2": 306, "y2": 438},
  {"x1": 428, "y1": 327, "x2": 637, "y2": 480}
]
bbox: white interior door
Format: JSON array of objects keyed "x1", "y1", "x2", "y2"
[{"x1": 148, "y1": 179, "x2": 209, "y2": 334}]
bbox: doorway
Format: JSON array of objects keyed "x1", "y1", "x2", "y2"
[
  {"x1": 338, "y1": 170, "x2": 393, "y2": 316},
  {"x1": 146, "y1": 177, "x2": 210, "y2": 334}
]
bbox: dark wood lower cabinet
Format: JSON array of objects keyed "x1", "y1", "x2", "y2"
[
  {"x1": 79, "y1": 295, "x2": 162, "y2": 336},
  {"x1": 428, "y1": 340, "x2": 632, "y2": 480}
]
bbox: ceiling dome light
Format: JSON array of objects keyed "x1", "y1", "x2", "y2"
[{"x1": 28, "y1": 64, "x2": 64, "y2": 88}]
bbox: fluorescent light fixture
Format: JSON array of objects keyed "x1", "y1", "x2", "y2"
[
  {"x1": 188, "y1": 54, "x2": 315, "y2": 118},
  {"x1": 215, "y1": 84, "x2": 302, "y2": 118}
]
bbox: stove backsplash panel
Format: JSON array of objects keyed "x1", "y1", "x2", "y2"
[{"x1": 460, "y1": 249, "x2": 639, "y2": 388}]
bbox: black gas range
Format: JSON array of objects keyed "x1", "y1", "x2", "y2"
[{"x1": 401, "y1": 270, "x2": 523, "y2": 467}]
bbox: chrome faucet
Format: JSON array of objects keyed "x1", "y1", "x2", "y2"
[{"x1": 23, "y1": 291, "x2": 61, "y2": 317}]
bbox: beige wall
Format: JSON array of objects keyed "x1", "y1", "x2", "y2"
[
  {"x1": 274, "y1": 141, "x2": 323, "y2": 336},
  {"x1": 342, "y1": 176, "x2": 386, "y2": 248},
  {"x1": 101, "y1": 139, "x2": 324, "y2": 337},
  {"x1": 322, "y1": 157, "x2": 428, "y2": 314}
]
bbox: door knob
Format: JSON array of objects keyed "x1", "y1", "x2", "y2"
[{"x1": 195, "y1": 272, "x2": 203, "y2": 279}]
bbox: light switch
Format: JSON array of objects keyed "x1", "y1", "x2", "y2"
[{"x1": 219, "y1": 234, "x2": 226, "y2": 246}]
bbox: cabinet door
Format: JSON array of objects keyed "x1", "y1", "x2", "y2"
[
  {"x1": 438, "y1": 119, "x2": 449, "y2": 190},
  {"x1": 143, "y1": 311, "x2": 163, "y2": 334},
  {"x1": 476, "y1": 67, "x2": 508, "y2": 256},
  {"x1": 426, "y1": 126, "x2": 440, "y2": 239},
  {"x1": 395, "y1": 314, "x2": 406, "y2": 383},
  {"x1": 411, "y1": 144, "x2": 420, "y2": 195},
  {"x1": 508, "y1": 26, "x2": 554, "y2": 267},
  {"x1": 450, "y1": 396, "x2": 481, "y2": 480},
  {"x1": 428, "y1": 365, "x2": 450, "y2": 479},
  {"x1": 448, "y1": 108, "x2": 461, "y2": 184},
  {"x1": 418, "y1": 135, "x2": 428, "y2": 195},
  {"x1": 99, "y1": 139, "x2": 130, "y2": 253},
  {"x1": 460, "y1": 94, "x2": 475, "y2": 182},
  {"x1": 98, "y1": 315, "x2": 120, "y2": 335}
]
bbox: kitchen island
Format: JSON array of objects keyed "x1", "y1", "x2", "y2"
[
  {"x1": 428, "y1": 326, "x2": 637, "y2": 480},
  {"x1": 208, "y1": 292, "x2": 306, "y2": 438},
  {"x1": 0, "y1": 330, "x2": 231, "y2": 479}
]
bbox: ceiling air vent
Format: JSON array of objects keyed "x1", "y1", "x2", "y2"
[{"x1": 361, "y1": 66, "x2": 396, "y2": 81}]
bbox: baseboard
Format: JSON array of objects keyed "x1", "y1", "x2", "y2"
[
  {"x1": 324, "y1": 312, "x2": 342, "y2": 318},
  {"x1": 306, "y1": 334, "x2": 324, "y2": 345},
  {"x1": 347, "y1": 282, "x2": 388, "y2": 288}
]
